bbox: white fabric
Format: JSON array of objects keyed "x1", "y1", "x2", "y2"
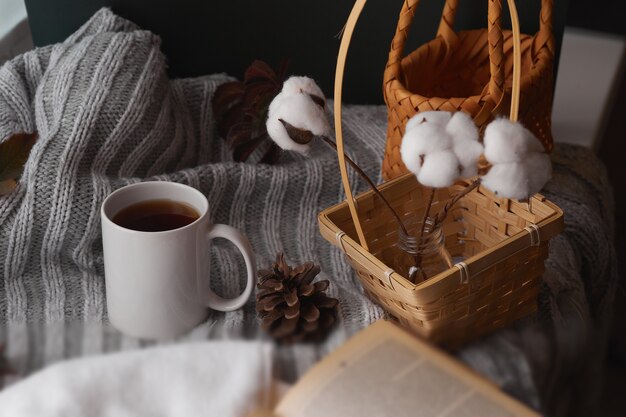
[{"x1": 0, "y1": 342, "x2": 274, "y2": 417}]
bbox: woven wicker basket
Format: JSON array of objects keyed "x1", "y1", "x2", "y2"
[
  {"x1": 382, "y1": 0, "x2": 555, "y2": 180},
  {"x1": 319, "y1": 0, "x2": 563, "y2": 348}
]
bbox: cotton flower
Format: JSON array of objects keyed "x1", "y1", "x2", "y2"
[
  {"x1": 281, "y1": 76, "x2": 326, "y2": 105},
  {"x1": 400, "y1": 118, "x2": 459, "y2": 188},
  {"x1": 405, "y1": 111, "x2": 452, "y2": 133},
  {"x1": 481, "y1": 162, "x2": 531, "y2": 200},
  {"x1": 401, "y1": 110, "x2": 481, "y2": 188},
  {"x1": 446, "y1": 112, "x2": 483, "y2": 177},
  {"x1": 402, "y1": 123, "x2": 453, "y2": 157},
  {"x1": 266, "y1": 77, "x2": 329, "y2": 154},
  {"x1": 481, "y1": 119, "x2": 551, "y2": 199},
  {"x1": 418, "y1": 151, "x2": 460, "y2": 188},
  {"x1": 483, "y1": 118, "x2": 544, "y2": 164},
  {"x1": 524, "y1": 152, "x2": 552, "y2": 196}
]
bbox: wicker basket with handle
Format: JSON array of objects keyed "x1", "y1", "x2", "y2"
[
  {"x1": 318, "y1": 0, "x2": 563, "y2": 348},
  {"x1": 382, "y1": 0, "x2": 555, "y2": 180}
]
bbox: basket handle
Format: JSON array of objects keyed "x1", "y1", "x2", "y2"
[
  {"x1": 383, "y1": 0, "x2": 507, "y2": 107},
  {"x1": 336, "y1": 0, "x2": 522, "y2": 249},
  {"x1": 436, "y1": 0, "x2": 554, "y2": 63},
  {"x1": 533, "y1": 0, "x2": 555, "y2": 56}
]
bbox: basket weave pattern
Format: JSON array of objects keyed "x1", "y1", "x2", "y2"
[
  {"x1": 319, "y1": 174, "x2": 563, "y2": 347},
  {"x1": 382, "y1": 0, "x2": 555, "y2": 180}
]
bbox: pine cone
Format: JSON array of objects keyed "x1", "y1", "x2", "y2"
[{"x1": 256, "y1": 252, "x2": 339, "y2": 344}]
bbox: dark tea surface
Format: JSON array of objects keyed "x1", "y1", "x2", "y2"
[{"x1": 112, "y1": 199, "x2": 200, "y2": 232}]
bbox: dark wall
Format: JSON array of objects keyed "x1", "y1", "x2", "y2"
[
  {"x1": 25, "y1": 0, "x2": 567, "y2": 104},
  {"x1": 567, "y1": 0, "x2": 626, "y2": 35}
]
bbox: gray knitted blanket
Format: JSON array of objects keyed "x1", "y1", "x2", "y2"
[{"x1": 0, "y1": 9, "x2": 617, "y2": 416}]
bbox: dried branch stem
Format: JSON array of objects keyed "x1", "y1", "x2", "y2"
[
  {"x1": 320, "y1": 135, "x2": 408, "y2": 236},
  {"x1": 434, "y1": 178, "x2": 481, "y2": 226},
  {"x1": 412, "y1": 188, "x2": 436, "y2": 277}
]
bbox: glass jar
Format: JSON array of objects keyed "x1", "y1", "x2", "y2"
[{"x1": 387, "y1": 217, "x2": 450, "y2": 283}]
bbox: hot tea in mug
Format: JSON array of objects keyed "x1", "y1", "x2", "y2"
[{"x1": 101, "y1": 181, "x2": 256, "y2": 339}]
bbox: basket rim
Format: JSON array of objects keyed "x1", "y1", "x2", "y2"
[
  {"x1": 385, "y1": 29, "x2": 553, "y2": 107},
  {"x1": 318, "y1": 172, "x2": 564, "y2": 293}
]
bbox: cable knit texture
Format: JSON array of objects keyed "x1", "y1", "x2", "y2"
[{"x1": 0, "y1": 9, "x2": 617, "y2": 417}]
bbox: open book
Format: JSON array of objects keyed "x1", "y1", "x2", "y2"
[{"x1": 256, "y1": 320, "x2": 539, "y2": 417}]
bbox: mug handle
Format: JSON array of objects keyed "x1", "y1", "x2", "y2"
[{"x1": 205, "y1": 224, "x2": 256, "y2": 311}]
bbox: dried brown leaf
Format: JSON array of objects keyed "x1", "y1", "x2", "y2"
[
  {"x1": 233, "y1": 135, "x2": 267, "y2": 162},
  {"x1": 0, "y1": 132, "x2": 37, "y2": 181},
  {"x1": 244, "y1": 60, "x2": 278, "y2": 83},
  {"x1": 227, "y1": 122, "x2": 256, "y2": 147},
  {"x1": 213, "y1": 60, "x2": 292, "y2": 163},
  {"x1": 212, "y1": 81, "x2": 244, "y2": 118},
  {"x1": 275, "y1": 58, "x2": 291, "y2": 82},
  {"x1": 0, "y1": 179, "x2": 17, "y2": 196},
  {"x1": 218, "y1": 102, "x2": 247, "y2": 138},
  {"x1": 259, "y1": 144, "x2": 281, "y2": 165}
]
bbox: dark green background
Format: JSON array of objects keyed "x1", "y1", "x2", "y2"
[{"x1": 24, "y1": 0, "x2": 567, "y2": 104}]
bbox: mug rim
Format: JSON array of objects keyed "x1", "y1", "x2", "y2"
[{"x1": 101, "y1": 181, "x2": 209, "y2": 235}]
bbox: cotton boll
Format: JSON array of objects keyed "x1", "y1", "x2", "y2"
[
  {"x1": 484, "y1": 119, "x2": 534, "y2": 164},
  {"x1": 454, "y1": 139, "x2": 484, "y2": 177},
  {"x1": 417, "y1": 150, "x2": 460, "y2": 188},
  {"x1": 446, "y1": 111, "x2": 478, "y2": 143},
  {"x1": 266, "y1": 114, "x2": 310, "y2": 154},
  {"x1": 266, "y1": 93, "x2": 330, "y2": 154},
  {"x1": 524, "y1": 152, "x2": 552, "y2": 195},
  {"x1": 446, "y1": 112, "x2": 482, "y2": 177},
  {"x1": 275, "y1": 93, "x2": 330, "y2": 136},
  {"x1": 481, "y1": 162, "x2": 531, "y2": 200},
  {"x1": 402, "y1": 123, "x2": 453, "y2": 155},
  {"x1": 268, "y1": 91, "x2": 285, "y2": 119},
  {"x1": 267, "y1": 92, "x2": 308, "y2": 153},
  {"x1": 405, "y1": 111, "x2": 452, "y2": 133},
  {"x1": 401, "y1": 122, "x2": 454, "y2": 176},
  {"x1": 522, "y1": 128, "x2": 546, "y2": 153},
  {"x1": 400, "y1": 133, "x2": 424, "y2": 176},
  {"x1": 282, "y1": 76, "x2": 326, "y2": 102}
]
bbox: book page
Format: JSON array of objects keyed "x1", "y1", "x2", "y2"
[{"x1": 276, "y1": 321, "x2": 539, "y2": 417}]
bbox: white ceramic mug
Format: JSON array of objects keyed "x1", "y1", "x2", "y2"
[{"x1": 101, "y1": 181, "x2": 256, "y2": 339}]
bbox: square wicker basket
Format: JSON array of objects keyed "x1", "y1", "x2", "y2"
[{"x1": 318, "y1": 174, "x2": 563, "y2": 348}]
